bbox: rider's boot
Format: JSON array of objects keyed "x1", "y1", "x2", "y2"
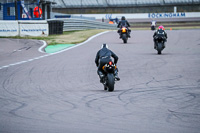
[
  {"x1": 115, "y1": 74, "x2": 120, "y2": 81},
  {"x1": 128, "y1": 32, "x2": 131, "y2": 38},
  {"x1": 119, "y1": 34, "x2": 122, "y2": 38},
  {"x1": 163, "y1": 41, "x2": 166, "y2": 48},
  {"x1": 114, "y1": 70, "x2": 120, "y2": 81},
  {"x1": 98, "y1": 71, "x2": 104, "y2": 83}
]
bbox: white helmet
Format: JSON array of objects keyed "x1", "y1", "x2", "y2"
[{"x1": 101, "y1": 43, "x2": 108, "y2": 49}]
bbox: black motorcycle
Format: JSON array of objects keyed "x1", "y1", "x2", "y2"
[
  {"x1": 151, "y1": 25, "x2": 156, "y2": 31},
  {"x1": 120, "y1": 26, "x2": 129, "y2": 43},
  {"x1": 101, "y1": 61, "x2": 117, "y2": 92},
  {"x1": 154, "y1": 35, "x2": 165, "y2": 54}
]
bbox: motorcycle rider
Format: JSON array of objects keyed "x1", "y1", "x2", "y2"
[
  {"x1": 117, "y1": 16, "x2": 131, "y2": 38},
  {"x1": 151, "y1": 20, "x2": 156, "y2": 30},
  {"x1": 95, "y1": 44, "x2": 120, "y2": 83},
  {"x1": 153, "y1": 25, "x2": 168, "y2": 49}
]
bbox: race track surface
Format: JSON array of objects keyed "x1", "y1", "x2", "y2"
[{"x1": 0, "y1": 30, "x2": 200, "y2": 133}]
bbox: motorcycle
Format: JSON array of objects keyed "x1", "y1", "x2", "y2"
[
  {"x1": 120, "y1": 26, "x2": 129, "y2": 43},
  {"x1": 154, "y1": 35, "x2": 165, "y2": 54},
  {"x1": 101, "y1": 61, "x2": 117, "y2": 92},
  {"x1": 151, "y1": 25, "x2": 156, "y2": 31},
  {"x1": 151, "y1": 20, "x2": 156, "y2": 31}
]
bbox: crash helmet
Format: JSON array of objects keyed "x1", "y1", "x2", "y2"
[
  {"x1": 158, "y1": 25, "x2": 165, "y2": 30},
  {"x1": 101, "y1": 43, "x2": 108, "y2": 49},
  {"x1": 121, "y1": 16, "x2": 126, "y2": 20}
]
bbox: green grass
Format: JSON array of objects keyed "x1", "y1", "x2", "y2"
[{"x1": 0, "y1": 29, "x2": 108, "y2": 45}]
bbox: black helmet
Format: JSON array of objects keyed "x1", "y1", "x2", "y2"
[
  {"x1": 101, "y1": 43, "x2": 108, "y2": 49},
  {"x1": 121, "y1": 16, "x2": 125, "y2": 20}
]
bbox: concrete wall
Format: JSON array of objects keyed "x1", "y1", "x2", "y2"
[{"x1": 53, "y1": 4, "x2": 200, "y2": 14}]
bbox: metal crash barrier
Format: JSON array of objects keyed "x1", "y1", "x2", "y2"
[
  {"x1": 48, "y1": 18, "x2": 117, "y2": 31},
  {"x1": 0, "y1": 18, "x2": 116, "y2": 37}
]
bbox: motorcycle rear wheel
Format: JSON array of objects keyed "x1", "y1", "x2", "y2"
[
  {"x1": 107, "y1": 74, "x2": 115, "y2": 92},
  {"x1": 122, "y1": 34, "x2": 127, "y2": 43},
  {"x1": 123, "y1": 39, "x2": 127, "y2": 44}
]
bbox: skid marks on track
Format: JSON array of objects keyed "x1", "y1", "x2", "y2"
[
  {"x1": 81, "y1": 91, "x2": 130, "y2": 125},
  {"x1": 30, "y1": 85, "x2": 78, "y2": 123},
  {"x1": 31, "y1": 66, "x2": 78, "y2": 122},
  {"x1": 115, "y1": 73, "x2": 200, "y2": 123},
  {"x1": 2, "y1": 67, "x2": 23, "y2": 97},
  {"x1": 164, "y1": 86, "x2": 200, "y2": 128}
]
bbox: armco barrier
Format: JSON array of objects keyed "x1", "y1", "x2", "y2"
[{"x1": 48, "y1": 18, "x2": 117, "y2": 31}]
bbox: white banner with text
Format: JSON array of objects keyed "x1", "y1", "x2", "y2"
[
  {"x1": 19, "y1": 23, "x2": 48, "y2": 37},
  {"x1": 0, "y1": 21, "x2": 19, "y2": 36},
  {"x1": 73, "y1": 12, "x2": 200, "y2": 19},
  {"x1": 0, "y1": 21, "x2": 49, "y2": 37}
]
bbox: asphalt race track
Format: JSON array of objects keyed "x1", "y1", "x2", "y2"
[{"x1": 0, "y1": 30, "x2": 200, "y2": 133}]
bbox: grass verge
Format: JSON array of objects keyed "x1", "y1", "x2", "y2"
[{"x1": 0, "y1": 29, "x2": 108, "y2": 45}]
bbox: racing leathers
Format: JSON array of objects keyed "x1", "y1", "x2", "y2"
[
  {"x1": 95, "y1": 46, "x2": 120, "y2": 82},
  {"x1": 153, "y1": 29, "x2": 168, "y2": 48},
  {"x1": 117, "y1": 20, "x2": 131, "y2": 38}
]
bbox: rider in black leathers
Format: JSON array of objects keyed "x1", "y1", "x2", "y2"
[
  {"x1": 117, "y1": 16, "x2": 131, "y2": 38},
  {"x1": 95, "y1": 44, "x2": 120, "y2": 82},
  {"x1": 153, "y1": 25, "x2": 168, "y2": 49}
]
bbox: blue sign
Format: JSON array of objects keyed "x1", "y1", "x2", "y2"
[
  {"x1": 105, "y1": 14, "x2": 112, "y2": 19},
  {"x1": 148, "y1": 12, "x2": 186, "y2": 18},
  {"x1": 21, "y1": 29, "x2": 47, "y2": 32},
  {"x1": 0, "y1": 29, "x2": 17, "y2": 32}
]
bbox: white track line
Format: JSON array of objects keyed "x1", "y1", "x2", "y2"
[
  {"x1": 0, "y1": 31, "x2": 109, "y2": 70},
  {"x1": 38, "y1": 40, "x2": 48, "y2": 53}
]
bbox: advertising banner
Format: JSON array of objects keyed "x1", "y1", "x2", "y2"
[
  {"x1": 72, "y1": 12, "x2": 200, "y2": 19},
  {"x1": 0, "y1": 21, "x2": 19, "y2": 36},
  {"x1": 148, "y1": 12, "x2": 186, "y2": 18},
  {"x1": 19, "y1": 21, "x2": 48, "y2": 37}
]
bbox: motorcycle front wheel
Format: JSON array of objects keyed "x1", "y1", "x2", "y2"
[{"x1": 157, "y1": 43, "x2": 163, "y2": 54}]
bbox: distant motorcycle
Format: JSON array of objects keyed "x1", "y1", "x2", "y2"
[
  {"x1": 151, "y1": 25, "x2": 156, "y2": 31},
  {"x1": 101, "y1": 61, "x2": 118, "y2": 92},
  {"x1": 151, "y1": 20, "x2": 156, "y2": 31},
  {"x1": 154, "y1": 35, "x2": 165, "y2": 54},
  {"x1": 119, "y1": 26, "x2": 129, "y2": 43}
]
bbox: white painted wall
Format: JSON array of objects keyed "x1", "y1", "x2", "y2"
[{"x1": 72, "y1": 12, "x2": 200, "y2": 19}]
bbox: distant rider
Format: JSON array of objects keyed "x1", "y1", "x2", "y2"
[
  {"x1": 151, "y1": 20, "x2": 156, "y2": 30},
  {"x1": 153, "y1": 25, "x2": 168, "y2": 49},
  {"x1": 151, "y1": 20, "x2": 156, "y2": 27},
  {"x1": 117, "y1": 16, "x2": 131, "y2": 38},
  {"x1": 95, "y1": 44, "x2": 120, "y2": 82}
]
